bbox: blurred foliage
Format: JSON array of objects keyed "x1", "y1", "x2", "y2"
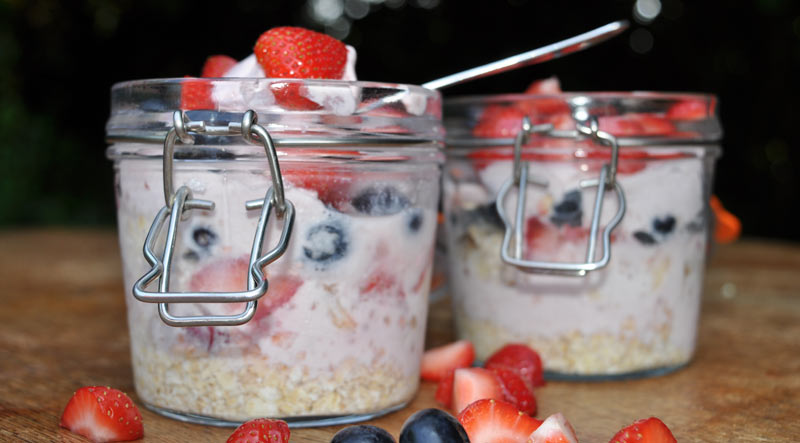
[{"x1": 0, "y1": 0, "x2": 798, "y2": 239}]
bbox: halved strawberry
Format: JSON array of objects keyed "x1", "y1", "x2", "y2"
[
  {"x1": 485, "y1": 343, "x2": 545, "y2": 390},
  {"x1": 458, "y1": 398, "x2": 543, "y2": 443},
  {"x1": 491, "y1": 367, "x2": 537, "y2": 415},
  {"x1": 60, "y1": 386, "x2": 143, "y2": 442},
  {"x1": 608, "y1": 417, "x2": 676, "y2": 443},
  {"x1": 666, "y1": 99, "x2": 708, "y2": 120},
  {"x1": 473, "y1": 105, "x2": 527, "y2": 138},
  {"x1": 452, "y1": 367, "x2": 504, "y2": 414},
  {"x1": 518, "y1": 77, "x2": 570, "y2": 116},
  {"x1": 435, "y1": 370, "x2": 456, "y2": 408},
  {"x1": 528, "y1": 413, "x2": 579, "y2": 443},
  {"x1": 421, "y1": 340, "x2": 476, "y2": 382},
  {"x1": 200, "y1": 55, "x2": 237, "y2": 78},
  {"x1": 227, "y1": 418, "x2": 290, "y2": 443}
]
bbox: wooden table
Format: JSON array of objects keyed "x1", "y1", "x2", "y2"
[{"x1": 1, "y1": 229, "x2": 798, "y2": 442}]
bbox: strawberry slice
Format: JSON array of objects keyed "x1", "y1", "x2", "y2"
[
  {"x1": 60, "y1": 386, "x2": 144, "y2": 442},
  {"x1": 452, "y1": 367, "x2": 504, "y2": 414},
  {"x1": 518, "y1": 77, "x2": 570, "y2": 116},
  {"x1": 435, "y1": 369, "x2": 456, "y2": 408},
  {"x1": 421, "y1": 340, "x2": 476, "y2": 382},
  {"x1": 282, "y1": 168, "x2": 352, "y2": 208},
  {"x1": 457, "y1": 398, "x2": 543, "y2": 443},
  {"x1": 473, "y1": 105, "x2": 527, "y2": 138},
  {"x1": 200, "y1": 55, "x2": 237, "y2": 78},
  {"x1": 485, "y1": 343, "x2": 545, "y2": 390},
  {"x1": 490, "y1": 367, "x2": 537, "y2": 416},
  {"x1": 528, "y1": 413, "x2": 579, "y2": 443},
  {"x1": 608, "y1": 417, "x2": 676, "y2": 443},
  {"x1": 666, "y1": 98, "x2": 708, "y2": 120},
  {"x1": 180, "y1": 76, "x2": 215, "y2": 111},
  {"x1": 226, "y1": 418, "x2": 290, "y2": 443}
]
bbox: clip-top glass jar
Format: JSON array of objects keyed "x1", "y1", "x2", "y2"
[
  {"x1": 442, "y1": 92, "x2": 721, "y2": 379},
  {"x1": 106, "y1": 78, "x2": 443, "y2": 426}
]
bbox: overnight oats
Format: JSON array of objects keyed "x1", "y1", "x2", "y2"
[
  {"x1": 442, "y1": 80, "x2": 721, "y2": 379},
  {"x1": 106, "y1": 28, "x2": 444, "y2": 426}
]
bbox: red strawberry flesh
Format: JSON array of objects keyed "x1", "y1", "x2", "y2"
[
  {"x1": 254, "y1": 26, "x2": 347, "y2": 79},
  {"x1": 60, "y1": 386, "x2": 144, "y2": 442},
  {"x1": 421, "y1": 340, "x2": 476, "y2": 382},
  {"x1": 227, "y1": 418, "x2": 290, "y2": 443},
  {"x1": 201, "y1": 55, "x2": 237, "y2": 78},
  {"x1": 528, "y1": 413, "x2": 578, "y2": 443},
  {"x1": 491, "y1": 367, "x2": 537, "y2": 415},
  {"x1": 458, "y1": 398, "x2": 543, "y2": 443},
  {"x1": 609, "y1": 417, "x2": 676, "y2": 443},
  {"x1": 452, "y1": 367, "x2": 504, "y2": 414},
  {"x1": 485, "y1": 343, "x2": 546, "y2": 390}
]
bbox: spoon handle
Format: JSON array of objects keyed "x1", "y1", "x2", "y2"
[{"x1": 422, "y1": 20, "x2": 629, "y2": 90}]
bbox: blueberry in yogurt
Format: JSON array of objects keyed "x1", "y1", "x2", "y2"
[
  {"x1": 192, "y1": 226, "x2": 218, "y2": 249},
  {"x1": 408, "y1": 210, "x2": 424, "y2": 233},
  {"x1": 352, "y1": 186, "x2": 409, "y2": 216},
  {"x1": 303, "y1": 222, "x2": 348, "y2": 264},
  {"x1": 550, "y1": 189, "x2": 582, "y2": 227},
  {"x1": 633, "y1": 231, "x2": 657, "y2": 245},
  {"x1": 653, "y1": 215, "x2": 676, "y2": 235}
]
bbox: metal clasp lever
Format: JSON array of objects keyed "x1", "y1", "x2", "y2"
[
  {"x1": 132, "y1": 110, "x2": 294, "y2": 327},
  {"x1": 496, "y1": 113, "x2": 626, "y2": 276}
]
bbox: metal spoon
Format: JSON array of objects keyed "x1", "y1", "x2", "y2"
[{"x1": 357, "y1": 20, "x2": 629, "y2": 113}]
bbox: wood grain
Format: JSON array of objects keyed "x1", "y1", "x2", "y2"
[{"x1": 0, "y1": 229, "x2": 798, "y2": 442}]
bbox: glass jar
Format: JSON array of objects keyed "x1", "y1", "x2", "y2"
[
  {"x1": 106, "y1": 78, "x2": 444, "y2": 425},
  {"x1": 442, "y1": 92, "x2": 721, "y2": 379}
]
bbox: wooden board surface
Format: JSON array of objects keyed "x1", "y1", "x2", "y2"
[{"x1": 1, "y1": 229, "x2": 798, "y2": 442}]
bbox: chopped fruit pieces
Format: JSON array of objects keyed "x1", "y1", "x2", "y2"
[
  {"x1": 421, "y1": 340, "x2": 476, "y2": 382},
  {"x1": 226, "y1": 418, "x2": 290, "y2": 443},
  {"x1": 609, "y1": 417, "x2": 676, "y2": 443},
  {"x1": 180, "y1": 76, "x2": 214, "y2": 111},
  {"x1": 254, "y1": 26, "x2": 347, "y2": 79},
  {"x1": 458, "y1": 398, "x2": 543, "y2": 443},
  {"x1": 283, "y1": 168, "x2": 352, "y2": 208},
  {"x1": 200, "y1": 55, "x2": 237, "y2": 78},
  {"x1": 352, "y1": 186, "x2": 410, "y2": 216},
  {"x1": 434, "y1": 370, "x2": 456, "y2": 408},
  {"x1": 491, "y1": 367, "x2": 537, "y2": 416},
  {"x1": 473, "y1": 105, "x2": 526, "y2": 138},
  {"x1": 452, "y1": 367, "x2": 503, "y2": 414},
  {"x1": 400, "y1": 408, "x2": 469, "y2": 443},
  {"x1": 59, "y1": 386, "x2": 144, "y2": 442},
  {"x1": 710, "y1": 195, "x2": 741, "y2": 244},
  {"x1": 528, "y1": 413, "x2": 578, "y2": 443},
  {"x1": 666, "y1": 98, "x2": 708, "y2": 120},
  {"x1": 597, "y1": 114, "x2": 676, "y2": 137},
  {"x1": 519, "y1": 77, "x2": 570, "y2": 115},
  {"x1": 485, "y1": 343, "x2": 545, "y2": 390}
]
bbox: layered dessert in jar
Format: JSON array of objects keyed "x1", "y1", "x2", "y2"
[
  {"x1": 106, "y1": 28, "x2": 444, "y2": 424},
  {"x1": 442, "y1": 79, "x2": 721, "y2": 378}
]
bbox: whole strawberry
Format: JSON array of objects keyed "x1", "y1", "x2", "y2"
[
  {"x1": 254, "y1": 26, "x2": 347, "y2": 79},
  {"x1": 60, "y1": 386, "x2": 143, "y2": 442},
  {"x1": 227, "y1": 418, "x2": 290, "y2": 443}
]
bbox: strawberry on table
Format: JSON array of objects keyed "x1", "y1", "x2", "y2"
[
  {"x1": 226, "y1": 418, "x2": 290, "y2": 443},
  {"x1": 421, "y1": 340, "x2": 476, "y2": 382},
  {"x1": 609, "y1": 417, "x2": 676, "y2": 443},
  {"x1": 434, "y1": 369, "x2": 456, "y2": 408},
  {"x1": 457, "y1": 398, "x2": 543, "y2": 443},
  {"x1": 485, "y1": 343, "x2": 546, "y2": 390},
  {"x1": 452, "y1": 367, "x2": 504, "y2": 414},
  {"x1": 60, "y1": 386, "x2": 143, "y2": 442},
  {"x1": 490, "y1": 367, "x2": 537, "y2": 415},
  {"x1": 528, "y1": 413, "x2": 579, "y2": 443}
]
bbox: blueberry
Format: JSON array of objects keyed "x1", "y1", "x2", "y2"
[
  {"x1": 331, "y1": 425, "x2": 396, "y2": 443},
  {"x1": 192, "y1": 227, "x2": 217, "y2": 249},
  {"x1": 182, "y1": 250, "x2": 200, "y2": 261},
  {"x1": 633, "y1": 231, "x2": 657, "y2": 245},
  {"x1": 399, "y1": 408, "x2": 470, "y2": 443},
  {"x1": 174, "y1": 147, "x2": 235, "y2": 160},
  {"x1": 408, "y1": 210, "x2": 424, "y2": 233},
  {"x1": 551, "y1": 189, "x2": 582, "y2": 227},
  {"x1": 303, "y1": 223, "x2": 348, "y2": 263},
  {"x1": 653, "y1": 215, "x2": 676, "y2": 235},
  {"x1": 352, "y1": 186, "x2": 410, "y2": 216}
]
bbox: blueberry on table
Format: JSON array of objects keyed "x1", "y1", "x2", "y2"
[
  {"x1": 331, "y1": 425, "x2": 396, "y2": 443},
  {"x1": 352, "y1": 186, "x2": 410, "y2": 216},
  {"x1": 303, "y1": 223, "x2": 348, "y2": 263},
  {"x1": 192, "y1": 226, "x2": 217, "y2": 249},
  {"x1": 633, "y1": 231, "x2": 657, "y2": 245},
  {"x1": 653, "y1": 215, "x2": 677, "y2": 235},
  {"x1": 399, "y1": 408, "x2": 470, "y2": 443},
  {"x1": 550, "y1": 189, "x2": 582, "y2": 227}
]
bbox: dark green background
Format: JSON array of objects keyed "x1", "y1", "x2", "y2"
[{"x1": 1, "y1": 0, "x2": 797, "y2": 240}]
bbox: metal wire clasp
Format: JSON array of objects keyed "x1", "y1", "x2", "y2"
[
  {"x1": 495, "y1": 105, "x2": 626, "y2": 276},
  {"x1": 132, "y1": 110, "x2": 295, "y2": 327}
]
